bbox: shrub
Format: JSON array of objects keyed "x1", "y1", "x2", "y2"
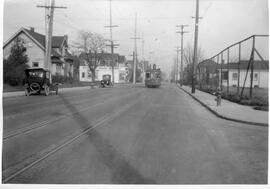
[
  {"x1": 52, "y1": 75, "x2": 75, "y2": 84},
  {"x1": 3, "y1": 37, "x2": 29, "y2": 86},
  {"x1": 239, "y1": 97, "x2": 266, "y2": 106}
]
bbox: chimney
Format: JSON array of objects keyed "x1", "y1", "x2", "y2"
[
  {"x1": 29, "y1": 27, "x2": 35, "y2": 32},
  {"x1": 64, "y1": 34, "x2": 68, "y2": 44}
]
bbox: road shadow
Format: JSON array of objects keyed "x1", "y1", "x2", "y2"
[{"x1": 59, "y1": 94, "x2": 156, "y2": 184}]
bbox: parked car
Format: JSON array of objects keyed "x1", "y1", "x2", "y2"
[
  {"x1": 100, "y1": 74, "x2": 113, "y2": 88},
  {"x1": 24, "y1": 68, "x2": 58, "y2": 96}
]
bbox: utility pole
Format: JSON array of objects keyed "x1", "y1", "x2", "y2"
[
  {"x1": 44, "y1": 0, "x2": 49, "y2": 68},
  {"x1": 174, "y1": 58, "x2": 177, "y2": 82},
  {"x1": 131, "y1": 13, "x2": 140, "y2": 84},
  {"x1": 141, "y1": 32, "x2": 145, "y2": 82},
  {"x1": 191, "y1": 0, "x2": 200, "y2": 93},
  {"x1": 105, "y1": 0, "x2": 119, "y2": 85},
  {"x1": 175, "y1": 47, "x2": 180, "y2": 83},
  {"x1": 37, "y1": 0, "x2": 66, "y2": 72},
  {"x1": 176, "y1": 25, "x2": 188, "y2": 86}
]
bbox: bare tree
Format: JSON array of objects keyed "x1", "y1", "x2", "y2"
[
  {"x1": 74, "y1": 30, "x2": 106, "y2": 82},
  {"x1": 183, "y1": 44, "x2": 204, "y2": 85}
]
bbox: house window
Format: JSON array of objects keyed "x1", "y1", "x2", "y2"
[
  {"x1": 254, "y1": 73, "x2": 258, "y2": 81},
  {"x1": 32, "y1": 62, "x2": 39, "y2": 67},
  {"x1": 56, "y1": 65, "x2": 62, "y2": 74},
  {"x1": 119, "y1": 72, "x2": 125, "y2": 81},
  {"x1": 222, "y1": 71, "x2": 228, "y2": 80},
  {"x1": 232, "y1": 73, "x2": 238, "y2": 80},
  {"x1": 82, "y1": 72, "x2": 85, "y2": 78},
  {"x1": 250, "y1": 73, "x2": 259, "y2": 81}
]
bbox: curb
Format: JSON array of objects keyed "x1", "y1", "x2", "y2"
[{"x1": 177, "y1": 85, "x2": 268, "y2": 127}]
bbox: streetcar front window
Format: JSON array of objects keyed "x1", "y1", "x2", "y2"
[{"x1": 146, "y1": 73, "x2": 150, "y2": 78}]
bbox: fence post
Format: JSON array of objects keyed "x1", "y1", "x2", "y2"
[
  {"x1": 237, "y1": 43, "x2": 241, "y2": 95},
  {"x1": 221, "y1": 52, "x2": 224, "y2": 91},
  {"x1": 250, "y1": 35, "x2": 255, "y2": 98},
  {"x1": 227, "y1": 48, "x2": 230, "y2": 94},
  {"x1": 217, "y1": 55, "x2": 220, "y2": 90}
]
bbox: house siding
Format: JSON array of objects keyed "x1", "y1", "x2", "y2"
[
  {"x1": 3, "y1": 32, "x2": 45, "y2": 68},
  {"x1": 219, "y1": 69, "x2": 268, "y2": 88},
  {"x1": 3, "y1": 28, "x2": 75, "y2": 78},
  {"x1": 79, "y1": 65, "x2": 128, "y2": 83}
]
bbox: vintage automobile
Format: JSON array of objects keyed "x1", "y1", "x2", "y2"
[
  {"x1": 100, "y1": 74, "x2": 113, "y2": 88},
  {"x1": 24, "y1": 68, "x2": 59, "y2": 96}
]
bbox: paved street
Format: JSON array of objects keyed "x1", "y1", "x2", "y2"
[{"x1": 2, "y1": 83, "x2": 268, "y2": 184}]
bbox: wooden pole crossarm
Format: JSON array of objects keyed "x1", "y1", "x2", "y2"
[{"x1": 37, "y1": 5, "x2": 67, "y2": 9}]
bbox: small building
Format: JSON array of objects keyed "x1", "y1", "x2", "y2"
[
  {"x1": 3, "y1": 27, "x2": 74, "y2": 76},
  {"x1": 197, "y1": 60, "x2": 269, "y2": 89},
  {"x1": 79, "y1": 52, "x2": 129, "y2": 83},
  {"x1": 197, "y1": 59, "x2": 219, "y2": 89},
  {"x1": 218, "y1": 60, "x2": 269, "y2": 88}
]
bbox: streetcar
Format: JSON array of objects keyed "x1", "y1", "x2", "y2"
[{"x1": 145, "y1": 64, "x2": 161, "y2": 88}]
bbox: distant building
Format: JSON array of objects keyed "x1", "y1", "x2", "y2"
[
  {"x1": 197, "y1": 59, "x2": 219, "y2": 89},
  {"x1": 218, "y1": 60, "x2": 269, "y2": 88},
  {"x1": 197, "y1": 60, "x2": 269, "y2": 89},
  {"x1": 79, "y1": 52, "x2": 129, "y2": 83},
  {"x1": 3, "y1": 27, "x2": 74, "y2": 77}
]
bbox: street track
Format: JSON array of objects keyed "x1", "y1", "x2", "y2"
[
  {"x1": 3, "y1": 92, "x2": 146, "y2": 183},
  {"x1": 3, "y1": 88, "x2": 144, "y2": 140},
  {"x1": 3, "y1": 87, "x2": 126, "y2": 118}
]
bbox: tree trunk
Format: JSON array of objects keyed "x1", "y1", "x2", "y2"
[{"x1": 91, "y1": 70, "x2": 95, "y2": 82}]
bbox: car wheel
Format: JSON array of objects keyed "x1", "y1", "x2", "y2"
[{"x1": 44, "y1": 86, "x2": 50, "y2": 96}]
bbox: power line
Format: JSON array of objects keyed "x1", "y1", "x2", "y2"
[{"x1": 202, "y1": 1, "x2": 213, "y2": 18}]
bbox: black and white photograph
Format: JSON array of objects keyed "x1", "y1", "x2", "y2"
[{"x1": 1, "y1": 0, "x2": 269, "y2": 188}]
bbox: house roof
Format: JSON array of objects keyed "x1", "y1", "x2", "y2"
[
  {"x1": 51, "y1": 57, "x2": 64, "y2": 64},
  {"x1": 51, "y1": 49, "x2": 62, "y2": 57},
  {"x1": 198, "y1": 59, "x2": 269, "y2": 71},
  {"x1": 4, "y1": 27, "x2": 66, "y2": 51},
  {"x1": 198, "y1": 59, "x2": 218, "y2": 67},
  {"x1": 3, "y1": 27, "x2": 75, "y2": 64},
  {"x1": 24, "y1": 28, "x2": 46, "y2": 47},
  {"x1": 79, "y1": 52, "x2": 125, "y2": 63},
  {"x1": 64, "y1": 50, "x2": 75, "y2": 61},
  {"x1": 218, "y1": 60, "x2": 269, "y2": 70},
  {"x1": 52, "y1": 36, "x2": 66, "y2": 48}
]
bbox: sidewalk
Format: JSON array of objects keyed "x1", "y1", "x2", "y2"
[{"x1": 178, "y1": 85, "x2": 268, "y2": 126}]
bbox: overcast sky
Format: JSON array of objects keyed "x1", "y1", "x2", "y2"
[{"x1": 3, "y1": 0, "x2": 269, "y2": 77}]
